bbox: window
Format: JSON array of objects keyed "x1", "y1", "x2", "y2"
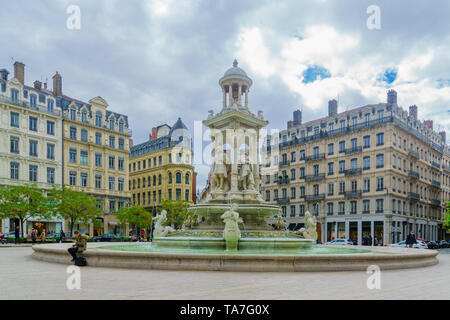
[
  {"x1": 290, "y1": 205, "x2": 296, "y2": 217},
  {"x1": 109, "y1": 136, "x2": 115, "y2": 148},
  {"x1": 81, "y1": 129, "x2": 88, "y2": 142},
  {"x1": 363, "y1": 200, "x2": 370, "y2": 213},
  {"x1": 175, "y1": 172, "x2": 181, "y2": 184},
  {"x1": 328, "y1": 162, "x2": 334, "y2": 175},
  {"x1": 176, "y1": 189, "x2": 181, "y2": 200},
  {"x1": 185, "y1": 173, "x2": 190, "y2": 184},
  {"x1": 328, "y1": 143, "x2": 334, "y2": 155},
  {"x1": 109, "y1": 177, "x2": 115, "y2": 190},
  {"x1": 376, "y1": 199, "x2": 384, "y2": 213},
  {"x1": 351, "y1": 138, "x2": 357, "y2": 149},
  {"x1": 80, "y1": 150, "x2": 88, "y2": 165},
  {"x1": 110, "y1": 118, "x2": 115, "y2": 131},
  {"x1": 158, "y1": 174, "x2": 162, "y2": 185},
  {"x1": 299, "y1": 205, "x2": 305, "y2": 216},
  {"x1": 350, "y1": 201, "x2": 357, "y2": 214},
  {"x1": 30, "y1": 94, "x2": 37, "y2": 108},
  {"x1": 81, "y1": 110, "x2": 87, "y2": 123},
  {"x1": 69, "y1": 148, "x2": 77, "y2": 163},
  {"x1": 95, "y1": 132, "x2": 102, "y2": 145},
  {"x1": 10, "y1": 162, "x2": 19, "y2": 180},
  {"x1": 47, "y1": 121, "x2": 55, "y2": 135},
  {"x1": 290, "y1": 168, "x2": 296, "y2": 180},
  {"x1": 328, "y1": 183, "x2": 334, "y2": 196},
  {"x1": 339, "y1": 181, "x2": 345, "y2": 194},
  {"x1": 185, "y1": 190, "x2": 190, "y2": 201},
  {"x1": 11, "y1": 89, "x2": 19, "y2": 102},
  {"x1": 96, "y1": 112, "x2": 102, "y2": 127},
  {"x1": 338, "y1": 202, "x2": 345, "y2": 215},
  {"x1": 118, "y1": 178, "x2": 124, "y2": 191},
  {"x1": 376, "y1": 177, "x2": 384, "y2": 191},
  {"x1": 363, "y1": 179, "x2": 370, "y2": 192},
  {"x1": 376, "y1": 133, "x2": 384, "y2": 146},
  {"x1": 95, "y1": 153, "x2": 102, "y2": 167},
  {"x1": 376, "y1": 154, "x2": 384, "y2": 168},
  {"x1": 378, "y1": 109, "x2": 384, "y2": 122},
  {"x1": 109, "y1": 200, "x2": 116, "y2": 213},
  {"x1": 118, "y1": 158, "x2": 124, "y2": 171},
  {"x1": 351, "y1": 158, "x2": 357, "y2": 169},
  {"x1": 46, "y1": 143, "x2": 55, "y2": 160},
  {"x1": 299, "y1": 150, "x2": 305, "y2": 160},
  {"x1": 69, "y1": 171, "x2": 77, "y2": 186},
  {"x1": 118, "y1": 138, "x2": 124, "y2": 150},
  {"x1": 363, "y1": 135, "x2": 370, "y2": 148},
  {"x1": 95, "y1": 175, "x2": 102, "y2": 189},
  {"x1": 299, "y1": 167, "x2": 305, "y2": 178},
  {"x1": 24, "y1": 135, "x2": 36, "y2": 155},
  {"x1": 10, "y1": 137, "x2": 19, "y2": 154},
  {"x1": 47, "y1": 167, "x2": 55, "y2": 184},
  {"x1": 10, "y1": 112, "x2": 19, "y2": 128},
  {"x1": 290, "y1": 151, "x2": 296, "y2": 162},
  {"x1": 339, "y1": 160, "x2": 345, "y2": 173},
  {"x1": 69, "y1": 126, "x2": 77, "y2": 140},
  {"x1": 29, "y1": 117, "x2": 38, "y2": 132},
  {"x1": 109, "y1": 156, "x2": 115, "y2": 170},
  {"x1": 327, "y1": 202, "x2": 334, "y2": 216},
  {"x1": 339, "y1": 141, "x2": 345, "y2": 153},
  {"x1": 119, "y1": 120, "x2": 124, "y2": 133},
  {"x1": 70, "y1": 108, "x2": 76, "y2": 121},
  {"x1": 363, "y1": 156, "x2": 370, "y2": 170},
  {"x1": 290, "y1": 187, "x2": 296, "y2": 199},
  {"x1": 81, "y1": 173, "x2": 88, "y2": 187}
]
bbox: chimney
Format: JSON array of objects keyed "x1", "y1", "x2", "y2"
[
  {"x1": 328, "y1": 99, "x2": 338, "y2": 117},
  {"x1": 439, "y1": 131, "x2": 446, "y2": 143},
  {"x1": 293, "y1": 109, "x2": 302, "y2": 125},
  {"x1": 424, "y1": 120, "x2": 433, "y2": 130},
  {"x1": 150, "y1": 127, "x2": 158, "y2": 140},
  {"x1": 34, "y1": 80, "x2": 42, "y2": 90},
  {"x1": 52, "y1": 71, "x2": 62, "y2": 96},
  {"x1": 387, "y1": 90, "x2": 397, "y2": 106},
  {"x1": 409, "y1": 105, "x2": 418, "y2": 121},
  {"x1": 14, "y1": 61, "x2": 25, "y2": 85}
]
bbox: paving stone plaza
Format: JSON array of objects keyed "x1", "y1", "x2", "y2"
[{"x1": 2, "y1": 247, "x2": 449, "y2": 300}]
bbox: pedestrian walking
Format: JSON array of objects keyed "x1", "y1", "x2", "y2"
[
  {"x1": 406, "y1": 231, "x2": 417, "y2": 248},
  {"x1": 14, "y1": 225, "x2": 20, "y2": 244},
  {"x1": 60, "y1": 229, "x2": 66, "y2": 243}
]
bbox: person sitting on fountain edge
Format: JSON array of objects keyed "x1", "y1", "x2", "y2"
[{"x1": 68, "y1": 230, "x2": 89, "y2": 262}]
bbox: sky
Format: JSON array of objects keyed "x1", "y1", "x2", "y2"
[{"x1": 1, "y1": 0, "x2": 449, "y2": 190}]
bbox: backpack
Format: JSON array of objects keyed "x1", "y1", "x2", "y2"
[{"x1": 75, "y1": 257, "x2": 87, "y2": 267}]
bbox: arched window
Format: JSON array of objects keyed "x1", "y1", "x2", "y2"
[
  {"x1": 148, "y1": 176, "x2": 151, "y2": 186},
  {"x1": 168, "y1": 172, "x2": 172, "y2": 184},
  {"x1": 110, "y1": 117, "x2": 115, "y2": 130},
  {"x1": 70, "y1": 107, "x2": 76, "y2": 120},
  {"x1": 176, "y1": 172, "x2": 181, "y2": 184},
  {"x1": 185, "y1": 173, "x2": 190, "y2": 184},
  {"x1": 81, "y1": 109, "x2": 87, "y2": 122},
  {"x1": 119, "y1": 120, "x2": 124, "y2": 133}
]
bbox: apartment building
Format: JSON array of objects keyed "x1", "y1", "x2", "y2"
[
  {"x1": 261, "y1": 90, "x2": 448, "y2": 245},
  {"x1": 129, "y1": 118, "x2": 195, "y2": 211}
]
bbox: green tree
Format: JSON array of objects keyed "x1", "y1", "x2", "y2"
[
  {"x1": 0, "y1": 184, "x2": 49, "y2": 241},
  {"x1": 160, "y1": 199, "x2": 193, "y2": 229},
  {"x1": 48, "y1": 187, "x2": 102, "y2": 236},
  {"x1": 116, "y1": 206, "x2": 152, "y2": 239}
]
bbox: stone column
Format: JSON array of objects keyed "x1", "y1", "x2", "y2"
[
  {"x1": 245, "y1": 88, "x2": 249, "y2": 107},
  {"x1": 345, "y1": 220, "x2": 349, "y2": 240},
  {"x1": 222, "y1": 88, "x2": 227, "y2": 108},
  {"x1": 324, "y1": 221, "x2": 328, "y2": 242},
  {"x1": 334, "y1": 222, "x2": 338, "y2": 240},
  {"x1": 357, "y1": 220, "x2": 362, "y2": 246}
]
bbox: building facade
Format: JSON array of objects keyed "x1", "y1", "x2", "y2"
[
  {"x1": 261, "y1": 90, "x2": 448, "y2": 245},
  {"x1": 0, "y1": 62, "x2": 64, "y2": 235},
  {"x1": 129, "y1": 118, "x2": 195, "y2": 211},
  {"x1": 0, "y1": 61, "x2": 131, "y2": 237}
]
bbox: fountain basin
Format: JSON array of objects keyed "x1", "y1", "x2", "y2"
[{"x1": 32, "y1": 243, "x2": 439, "y2": 272}]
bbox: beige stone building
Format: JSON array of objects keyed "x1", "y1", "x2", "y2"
[
  {"x1": 261, "y1": 90, "x2": 448, "y2": 245},
  {"x1": 129, "y1": 118, "x2": 195, "y2": 212}
]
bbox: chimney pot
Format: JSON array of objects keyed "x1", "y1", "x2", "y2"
[
  {"x1": 52, "y1": 71, "x2": 62, "y2": 96},
  {"x1": 34, "y1": 80, "x2": 42, "y2": 90},
  {"x1": 328, "y1": 99, "x2": 338, "y2": 117},
  {"x1": 387, "y1": 90, "x2": 397, "y2": 105},
  {"x1": 293, "y1": 109, "x2": 302, "y2": 126}
]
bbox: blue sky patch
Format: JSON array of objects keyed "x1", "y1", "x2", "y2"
[
  {"x1": 379, "y1": 68, "x2": 398, "y2": 84},
  {"x1": 302, "y1": 65, "x2": 331, "y2": 83}
]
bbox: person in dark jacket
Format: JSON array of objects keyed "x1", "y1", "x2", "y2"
[
  {"x1": 406, "y1": 231, "x2": 417, "y2": 248},
  {"x1": 67, "y1": 230, "x2": 88, "y2": 262},
  {"x1": 60, "y1": 229, "x2": 66, "y2": 243},
  {"x1": 14, "y1": 225, "x2": 20, "y2": 244}
]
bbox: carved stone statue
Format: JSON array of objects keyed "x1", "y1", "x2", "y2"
[
  {"x1": 153, "y1": 210, "x2": 175, "y2": 237},
  {"x1": 239, "y1": 160, "x2": 255, "y2": 191},
  {"x1": 211, "y1": 159, "x2": 228, "y2": 192},
  {"x1": 221, "y1": 204, "x2": 243, "y2": 251},
  {"x1": 274, "y1": 216, "x2": 287, "y2": 230},
  {"x1": 297, "y1": 211, "x2": 318, "y2": 240}
]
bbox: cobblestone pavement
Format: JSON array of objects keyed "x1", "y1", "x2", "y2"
[{"x1": 1, "y1": 247, "x2": 449, "y2": 300}]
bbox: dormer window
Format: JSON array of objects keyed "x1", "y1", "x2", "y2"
[
  {"x1": 81, "y1": 110, "x2": 87, "y2": 123},
  {"x1": 70, "y1": 108, "x2": 76, "y2": 120},
  {"x1": 119, "y1": 120, "x2": 124, "y2": 133},
  {"x1": 30, "y1": 94, "x2": 37, "y2": 108},
  {"x1": 110, "y1": 118, "x2": 115, "y2": 131},
  {"x1": 11, "y1": 88, "x2": 19, "y2": 103},
  {"x1": 96, "y1": 112, "x2": 102, "y2": 127},
  {"x1": 47, "y1": 100, "x2": 54, "y2": 113}
]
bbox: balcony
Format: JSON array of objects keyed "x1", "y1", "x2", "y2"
[
  {"x1": 431, "y1": 161, "x2": 441, "y2": 169},
  {"x1": 0, "y1": 95, "x2": 61, "y2": 117},
  {"x1": 344, "y1": 190, "x2": 362, "y2": 198},
  {"x1": 277, "y1": 177, "x2": 290, "y2": 185},
  {"x1": 408, "y1": 150, "x2": 419, "y2": 159},
  {"x1": 304, "y1": 173, "x2": 325, "y2": 181},
  {"x1": 305, "y1": 194, "x2": 325, "y2": 201},
  {"x1": 276, "y1": 197, "x2": 290, "y2": 204},
  {"x1": 430, "y1": 199, "x2": 441, "y2": 206},
  {"x1": 279, "y1": 160, "x2": 291, "y2": 167},
  {"x1": 345, "y1": 146, "x2": 362, "y2": 155},
  {"x1": 305, "y1": 153, "x2": 325, "y2": 162},
  {"x1": 408, "y1": 192, "x2": 420, "y2": 201},
  {"x1": 443, "y1": 164, "x2": 450, "y2": 172},
  {"x1": 344, "y1": 168, "x2": 362, "y2": 176},
  {"x1": 408, "y1": 170, "x2": 419, "y2": 179},
  {"x1": 431, "y1": 180, "x2": 441, "y2": 187}
]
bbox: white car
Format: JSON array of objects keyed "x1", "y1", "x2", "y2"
[
  {"x1": 389, "y1": 240, "x2": 427, "y2": 249},
  {"x1": 325, "y1": 239, "x2": 354, "y2": 246}
]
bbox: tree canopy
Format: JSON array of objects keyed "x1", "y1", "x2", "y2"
[
  {"x1": 160, "y1": 199, "x2": 194, "y2": 229},
  {"x1": 116, "y1": 206, "x2": 152, "y2": 230}
]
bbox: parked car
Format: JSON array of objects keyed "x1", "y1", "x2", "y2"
[
  {"x1": 93, "y1": 234, "x2": 116, "y2": 242},
  {"x1": 389, "y1": 240, "x2": 427, "y2": 249},
  {"x1": 438, "y1": 240, "x2": 449, "y2": 249},
  {"x1": 325, "y1": 239, "x2": 354, "y2": 246},
  {"x1": 426, "y1": 241, "x2": 439, "y2": 250}
]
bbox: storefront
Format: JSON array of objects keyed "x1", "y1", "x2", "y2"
[{"x1": 325, "y1": 216, "x2": 386, "y2": 246}]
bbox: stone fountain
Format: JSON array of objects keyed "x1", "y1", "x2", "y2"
[{"x1": 152, "y1": 60, "x2": 315, "y2": 251}]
